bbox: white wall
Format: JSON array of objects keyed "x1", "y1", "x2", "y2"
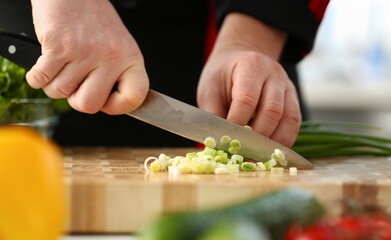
[{"x1": 299, "y1": 0, "x2": 391, "y2": 136}]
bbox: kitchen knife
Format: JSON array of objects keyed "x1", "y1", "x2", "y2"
[{"x1": 0, "y1": 30, "x2": 312, "y2": 169}]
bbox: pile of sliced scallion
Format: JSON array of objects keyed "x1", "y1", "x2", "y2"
[
  {"x1": 144, "y1": 127, "x2": 293, "y2": 175},
  {"x1": 144, "y1": 121, "x2": 391, "y2": 175},
  {"x1": 293, "y1": 121, "x2": 391, "y2": 158},
  {"x1": 144, "y1": 147, "x2": 291, "y2": 175}
]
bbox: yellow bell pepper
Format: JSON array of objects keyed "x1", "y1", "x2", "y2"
[{"x1": 0, "y1": 126, "x2": 66, "y2": 240}]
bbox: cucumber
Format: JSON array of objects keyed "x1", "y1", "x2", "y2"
[
  {"x1": 140, "y1": 188, "x2": 324, "y2": 240},
  {"x1": 198, "y1": 218, "x2": 270, "y2": 240}
]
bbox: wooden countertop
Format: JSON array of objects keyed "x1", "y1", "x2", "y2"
[{"x1": 63, "y1": 147, "x2": 391, "y2": 234}]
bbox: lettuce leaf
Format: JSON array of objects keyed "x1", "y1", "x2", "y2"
[{"x1": 0, "y1": 55, "x2": 70, "y2": 122}]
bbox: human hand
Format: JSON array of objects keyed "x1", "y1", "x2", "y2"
[
  {"x1": 197, "y1": 50, "x2": 301, "y2": 147},
  {"x1": 27, "y1": 0, "x2": 149, "y2": 114},
  {"x1": 197, "y1": 13, "x2": 301, "y2": 147}
]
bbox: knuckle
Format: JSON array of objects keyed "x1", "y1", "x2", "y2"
[
  {"x1": 103, "y1": 38, "x2": 131, "y2": 59},
  {"x1": 270, "y1": 61, "x2": 289, "y2": 80},
  {"x1": 234, "y1": 92, "x2": 258, "y2": 111},
  {"x1": 104, "y1": 44, "x2": 123, "y2": 61},
  {"x1": 263, "y1": 102, "x2": 284, "y2": 122},
  {"x1": 27, "y1": 68, "x2": 52, "y2": 88},
  {"x1": 54, "y1": 34, "x2": 93, "y2": 60},
  {"x1": 56, "y1": 35, "x2": 78, "y2": 58},
  {"x1": 74, "y1": 99, "x2": 100, "y2": 114},
  {"x1": 239, "y1": 52, "x2": 288, "y2": 80},
  {"x1": 285, "y1": 110, "x2": 302, "y2": 131},
  {"x1": 58, "y1": 34, "x2": 75, "y2": 49},
  {"x1": 105, "y1": 41, "x2": 144, "y2": 62},
  {"x1": 270, "y1": 61, "x2": 285, "y2": 73},
  {"x1": 43, "y1": 89, "x2": 59, "y2": 99},
  {"x1": 124, "y1": 91, "x2": 145, "y2": 111},
  {"x1": 244, "y1": 52, "x2": 264, "y2": 64},
  {"x1": 239, "y1": 52, "x2": 265, "y2": 70},
  {"x1": 51, "y1": 83, "x2": 72, "y2": 98}
]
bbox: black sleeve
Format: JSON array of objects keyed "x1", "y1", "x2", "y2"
[{"x1": 215, "y1": 0, "x2": 329, "y2": 63}]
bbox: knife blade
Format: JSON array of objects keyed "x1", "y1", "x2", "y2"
[{"x1": 0, "y1": 30, "x2": 312, "y2": 169}]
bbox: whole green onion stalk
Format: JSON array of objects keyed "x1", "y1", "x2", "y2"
[{"x1": 293, "y1": 121, "x2": 391, "y2": 158}]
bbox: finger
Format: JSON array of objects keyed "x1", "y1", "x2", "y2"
[
  {"x1": 269, "y1": 91, "x2": 302, "y2": 147},
  {"x1": 67, "y1": 66, "x2": 119, "y2": 114},
  {"x1": 42, "y1": 58, "x2": 96, "y2": 99},
  {"x1": 101, "y1": 65, "x2": 149, "y2": 115},
  {"x1": 197, "y1": 78, "x2": 229, "y2": 118},
  {"x1": 250, "y1": 79, "x2": 285, "y2": 137},
  {"x1": 226, "y1": 69, "x2": 263, "y2": 126},
  {"x1": 26, "y1": 50, "x2": 67, "y2": 89}
]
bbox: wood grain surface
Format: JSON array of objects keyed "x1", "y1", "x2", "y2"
[{"x1": 63, "y1": 147, "x2": 391, "y2": 234}]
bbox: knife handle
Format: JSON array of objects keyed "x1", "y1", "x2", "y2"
[{"x1": 0, "y1": 31, "x2": 41, "y2": 70}]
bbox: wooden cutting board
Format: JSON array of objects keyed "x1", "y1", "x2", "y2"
[{"x1": 63, "y1": 147, "x2": 391, "y2": 234}]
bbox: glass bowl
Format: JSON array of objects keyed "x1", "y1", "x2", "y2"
[{"x1": 0, "y1": 98, "x2": 58, "y2": 137}]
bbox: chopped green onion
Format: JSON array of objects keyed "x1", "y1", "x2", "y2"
[
  {"x1": 216, "y1": 150, "x2": 229, "y2": 163},
  {"x1": 145, "y1": 121, "x2": 391, "y2": 175},
  {"x1": 204, "y1": 137, "x2": 217, "y2": 148},
  {"x1": 144, "y1": 157, "x2": 158, "y2": 171},
  {"x1": 241, "y1": 162, "x2": 256, "y2": 171},
  {"x1": 217, "y1": 150, "x2": 227, "y2": 156},
  {"x1": 231, "y1": 154, "x2": 244, "y2": 164},
  {"x1": 227, "y1": 164, "x2": 240, "y2": 173},
  {"x1": 214, "y1": 155, "x2": 223, "y2": 163},
  {"x1": 203, "y1": 155, "x2": 214, "y2": 161},
  {"x1": 257, "y1": 162, "x2": 267, "y2": 171},
  {"x1": 220, "y1": 135, "x2": 232, "y2": 145},
  {"x1": 271, "y1": 153, "x2": 278, "y2": 161},
  {"x1": 150, "y1": 160, "x2": 163, "y2": 172},
  {"x1": 171, "y1": 156, "x2": 183, "y2": 166},
  {"x1": 228, "y1": 147, "x2": 239, "y2": 154},
  {"x1": 180, "y1": 157, "x2": 191, "y2": 165},
  {"x1": 230, "y1": 139, "x2": 242, "y2": 150},
  {"x1": 277, "y1": 158, "x2": 288, "y2": 167},
  {"x1": 158, "y1": 153, "x2": 171, "y2": 161},
  {"x1": 202, "y1": 161, "x2": 216, "y2": 174},
  {"x1": 179, "y1": 163, "x2": 192, "y2": 173},
  {"x1": 214, "y1": 166, "x2": 231, "y2": 175},
  {"x1": 214, "y1": 155, "x2": 228, "y2": 164},
  {"x1": 227, "y1": 160, "x2": 234, "y2": 165},
  {"x1": 274, "y1": 149, "x2": 285, "y2": 160},
  {"x1": 274, "y1": 149, "x2": 287, "y2": 166},
  {"x1": 203, "y1": 147, "x2": 217, "y2": 157},
  {"x1": 191, "y1": 164, "x2": 203, "y2": 174},
  {"x1": 289, "y1": 167, "x2": 297, "y2": 175},
  {"x1": 264, "y1": 159, "x2": 277, "y2": 170},
  {"x1": 243, "y1": 125, "x2": 252, "y2": 131},
  {"x1": 168, "y1": 166, "x2": 181, "y2": 175},
  {"x1": 144, "y1": 132, "x2": 295, "y2": 175},
  {"x1": 271, "y1": 167, "x2": 284, "y2": 175},
  {"x1": 186, "y1": 152, "x2": 199, "y2": 159}
]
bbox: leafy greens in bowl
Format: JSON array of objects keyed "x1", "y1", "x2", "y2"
[{"x1": 0, "y1": 55, "x2": 70, "y2": 135}]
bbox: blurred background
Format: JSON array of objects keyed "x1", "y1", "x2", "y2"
[{"x1": 299, "y1": 0, "x2": 391, "y2": 136}]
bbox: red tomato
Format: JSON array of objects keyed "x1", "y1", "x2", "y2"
[
  {"x1": 285, "y1": 221, "x2": 340, "y2": 240},
  {"x1": 286, "y1": 214, "x2": 391, "y2": 240},
  {"x1": 337, "y1": 214, "x2": 391, "y2": 240}
]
